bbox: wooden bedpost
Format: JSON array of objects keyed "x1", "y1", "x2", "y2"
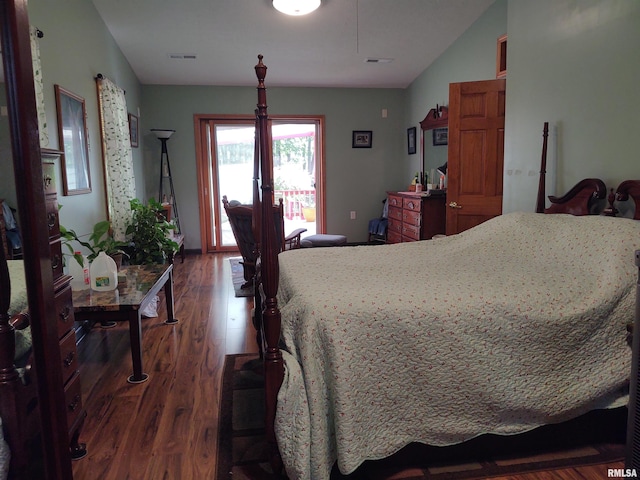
[
  {"x1": 535, "y1": 122, "x2": 549, "y2": 213},
  {"x1": 254, "y1": 54, "x2": 285, "y2": 474}
]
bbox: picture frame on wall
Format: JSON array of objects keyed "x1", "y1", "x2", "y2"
[
  {"x1": 129, "y1": 113, "x2": 139, "y2": 148},
  {"x1": 352, "y1": 130, "x2": 372, "y2": 148},
  {"x1": 54, "y1": 84, "x2": 92, "y2": 195},
  {"x1": 433, "y1": 127, "x2": 448, "y2": 146},
  {"x1": 407, "y1": 127, "x2": 416, "y2": 154}
]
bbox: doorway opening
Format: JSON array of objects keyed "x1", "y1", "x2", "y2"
[{"x1": 195, "y1": 114, "x2": 325, "y2": 253}]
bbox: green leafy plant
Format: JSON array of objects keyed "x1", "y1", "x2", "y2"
[
  {"x1": 125, "y1": 198, "x2": 178, "y2": 265},
  {"x1": 60, "y1": 220, "x2": 129, "y2": 267}
]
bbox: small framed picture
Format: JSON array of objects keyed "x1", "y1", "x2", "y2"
[
  {"x1": 129, "y1": 113, "x2": 139, "y2": 148},
  {"x1": 352, "y1": 130, "x2": 372, "y2": 148},
  {"x1": 433, "y1": 127, "x2": 448, "y2": 146},
  {"x1": 407, "y1": 127, "x2": 416, "y2": 154}
]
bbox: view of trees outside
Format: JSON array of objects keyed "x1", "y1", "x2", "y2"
[{"x1": 216, "y1": 123, "x2": 317, "y2": 245}]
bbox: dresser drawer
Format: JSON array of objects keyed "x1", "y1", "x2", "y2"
[
  {"x1": 387, "y1": 230, "x2": 402, "y2": 244},
  {"x1": 387, "y1": 194, "x2": 402, "y2": 208},
  {"x1": 64, "y1": 372, "x2": 83, "y2": 431},
  {"x1": 42, "y1": 162, "x2": 57, "y2": 196},
  {"x1": 50, "y1": 239, "x2": 64, "y2": 280},
  {"x1": 45, "y1": 196, "x2": 60, "y2": 238},
  {"x1": 402, "y1": 223, "x2": 421, "y2": 241},
  {"x1": 60, "y1": 329, "x2": 79, "y2": 385},
  {"x1": 387, "y1": 206, "x2": 403, "y2": 222},
  {"x1": 403, "y1": 209, "x2": 421, "y2": 227},
  {"x1": 387, "y1": 217, "x2": 402, "y2": 235},
  {"x1": 403, "y1": 197, "x2": 422, "y2": 213},
  {"x1": 55, "y1": 284, "x2": 75, "y2": 339}
]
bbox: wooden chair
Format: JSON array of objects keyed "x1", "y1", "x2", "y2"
[{"x1": 222, "y1": 195, "x2": 306, "y2": 288}]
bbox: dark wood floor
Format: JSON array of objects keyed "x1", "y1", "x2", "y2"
[{"x1": 70, "y1": 252, "x2": 625, "y2": 479}]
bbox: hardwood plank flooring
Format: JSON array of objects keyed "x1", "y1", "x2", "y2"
[{"x1": 71, "y1": 252, "x2": 624, "y2": 479}]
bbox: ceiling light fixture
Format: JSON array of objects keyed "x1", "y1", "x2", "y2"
[{"x1": 273, "y1": 0, "x2": 320, "y2": 16}]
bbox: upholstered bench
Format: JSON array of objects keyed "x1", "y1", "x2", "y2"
[{"x1": 300, "y1": 234, "x2": 347, "y2": 248}]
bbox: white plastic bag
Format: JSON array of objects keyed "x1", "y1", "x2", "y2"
[{"x1": 141, "y1": 294, "x2": 160, "y2": 318}]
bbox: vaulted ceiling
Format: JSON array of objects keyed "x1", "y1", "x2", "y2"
[{"x1": 91, "y1": 0, "x2": 495, "y2": 88}]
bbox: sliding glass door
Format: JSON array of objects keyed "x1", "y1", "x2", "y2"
[{"x1": 195, "y1": 115, "x2": 325, "y2": 253}]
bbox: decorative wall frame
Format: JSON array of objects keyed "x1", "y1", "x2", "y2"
[
  {"x1": 407, "y1": 127, "x2": 416, "y2": 154},
  {"x1": 129, "y1": 113, "x2": 139, "y2": 148},
  {"x1": 496, "y1": 33, "x2": 507, "y2": 79},
  {"x1": 352, "y1": 130, "x2": 372, "y2": 148},
  {"x1": 432, "y1": 127, "x2": 448, "y2": 146},
  {"x1": 54, "y1": 85, "x2": 92, "y2": 195}
]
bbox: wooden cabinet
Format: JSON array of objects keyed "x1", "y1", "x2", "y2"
[
  {"x1": 42, "y1": 150, "x2": 87, "y2": 460},
  {"x1": 386, "y1": 191, "x2": 446, "y2": 243}
]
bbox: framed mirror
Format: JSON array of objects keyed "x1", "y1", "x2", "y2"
[
  {"x1": 54, "y1": 84, "x2": 92, "y2": 195},
  {"x1": 1, "y1": 1, "x2": 75, "y2": 477}
]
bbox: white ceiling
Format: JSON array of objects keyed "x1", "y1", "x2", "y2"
[{"x1": 90, "y1": 0, "x2": 496, "y2": 88}]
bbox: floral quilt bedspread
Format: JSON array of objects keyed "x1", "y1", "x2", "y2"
[{"x1": 274, "y1": 212, "x2": 640, "y2": 479}]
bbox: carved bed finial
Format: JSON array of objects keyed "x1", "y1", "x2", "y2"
[
  {"x1": 255, "y1": 54, "x2": 267, "y2": 87},
  {"x1": 603, "y1": 188, "x2": 619, "y2": 217}
]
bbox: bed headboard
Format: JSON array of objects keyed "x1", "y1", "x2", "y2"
[
  {"x1": 613, "y1": 180, "x2": 640, "y2": 220},
  {"x1": 533, "y1": 122, "x2": 640, "y2": 217}
]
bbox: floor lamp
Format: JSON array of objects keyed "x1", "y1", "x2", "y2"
[{"x1": 151, "y1": 128, "x2": 180, "y2": 233}]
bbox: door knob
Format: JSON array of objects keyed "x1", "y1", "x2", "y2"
[{"x1": 448, "y1": 202, "x2": 462, "y2": 209}]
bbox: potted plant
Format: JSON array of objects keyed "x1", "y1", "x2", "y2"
[
  {"x1": 300, "y1": 192, "x2": 316, "y2": 223},
  {"x1": 125, "y1": 198, "x2": 179, "y2": 265},
  {"x1": 60, "y1": 219, "x2": 129, "y2": 268}
]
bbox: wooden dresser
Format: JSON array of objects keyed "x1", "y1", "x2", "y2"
[
  {"x1": 386, "y1": 191, "x2": 446, "y2": 243},
  {"x1": 42, "y1": 149, "x2": 87, "y2": 460}
]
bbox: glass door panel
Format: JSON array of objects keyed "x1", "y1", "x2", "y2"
[{"x1": 216, "y1": 123, "x2": 255, "y2": 247}]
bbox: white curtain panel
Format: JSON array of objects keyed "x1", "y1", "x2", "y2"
[
  {"x1": 97, "y1": 77, "x2": 136, "y2": 241},
  {"x1": 30, "y1": 26, "x2": 48, "y2": 147}
]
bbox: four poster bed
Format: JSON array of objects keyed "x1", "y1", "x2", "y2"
[{"x1": 250, "y1": 57, "x2": 640, "y2": 479}]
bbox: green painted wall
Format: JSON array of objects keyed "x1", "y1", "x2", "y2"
[
  {"x1": 503, "y1": 0, "x2": 640, "y2": 212},
  {"x1": 142, "y1": 85, "x2": 404, "y2": 246},
  {"x1": 23, "y1": 0, "x2": 144, "y2": 242},
  {"x1": 404, "y1": 0, "x2": 508, "y2": 184}
]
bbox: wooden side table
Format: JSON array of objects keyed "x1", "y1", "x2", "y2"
[{"x1": 72, "y1": 263, "x2": 177, "y2": 384}]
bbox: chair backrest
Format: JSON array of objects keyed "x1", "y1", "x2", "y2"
[{"x1": 222, "y1": 196, "x2": 286, "y2": 265}]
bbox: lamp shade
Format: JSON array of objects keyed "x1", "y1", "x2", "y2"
[
  {"x1": 437, "y1": 162, "x2": 448, "y2": 176},
  {"x1": 151, "y1": 129, "x2": 175, "y2": 140},
  {"x1": 273, "y1": 0, "x2": 320, "y2": 16}
]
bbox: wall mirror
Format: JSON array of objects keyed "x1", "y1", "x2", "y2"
[
  {"x1": 420, "y1": 105, "x2": 449, "y2": 182},
  {"x1": 55, "y1": 84, "x2": 92, "y2": 195},
  {"x1": 1, "y1": 1, "x2": 74, "y2": 477}
]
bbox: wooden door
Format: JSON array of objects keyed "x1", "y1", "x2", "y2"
[{"x1": 446, "y1": 79, "x2": 506, "y2": 235}]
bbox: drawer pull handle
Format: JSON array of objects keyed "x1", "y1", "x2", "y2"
[
  {"x1": 64, "y1": 351, "x2": 75, "y2": 367},
  {"x1": 448, "y1": 202, "x2": 463, "y2": 209},
  {"x1": 407, "y1": 201, "x2": 415, "y2": 209},
  {"x1": 59, "y1": 306, "x2": 71, "y2": 323},
  {"x1": 51, "y1": 254, "x2": 61, "y2": 269},
  {"x1": 47, "y1": 212, "x2": 57, "y2": 229},
  {"x1": 68, "y1": 394, "x2": 81, "y2": 412}
]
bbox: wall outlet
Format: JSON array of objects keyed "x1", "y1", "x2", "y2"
[{"x1": 350, "y1": 211, "x2": 356, "y2": 220}]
